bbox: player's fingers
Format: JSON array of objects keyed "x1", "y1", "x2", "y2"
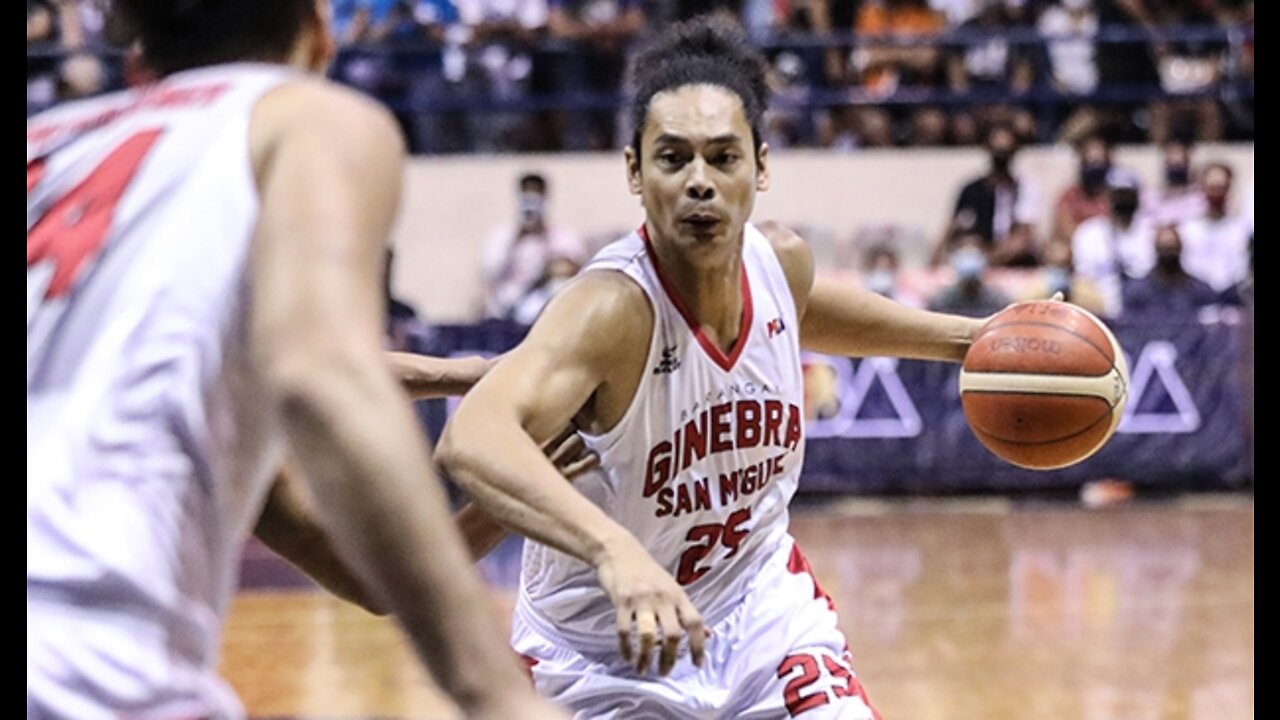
[
  {"x1": 542, "y1": 424, "x2": 578, "y2": 455},
  {"x1": 558, "y1": 451, "x2": 600, "y2": 481},
  {"x1": 634, "y1": 602, "x2": 658, "y2": 675},
  {"x1": 616, "y1": 605, "x2": 634, "y2": 663},
  {"x1": 548, "y1": 431, "x2": 587, "y2": 467},
  {"x1": 679, "y1": 600, "x2": 707, "y2": 668},
  {"x1": 655, "y1": 603, "x2": 683, "y2": 677}
]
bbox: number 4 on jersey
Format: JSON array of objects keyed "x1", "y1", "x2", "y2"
[{"x1": 27, "y1": 129, "x2": 163, "y2": 300}]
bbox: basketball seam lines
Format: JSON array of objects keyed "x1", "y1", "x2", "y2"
[
  {"x1": 973, "y1": 319, "x2": 1118, "y2": 377},
  {"x1": 971, "y1": 405, "x2": 1114, "y2": 446}
]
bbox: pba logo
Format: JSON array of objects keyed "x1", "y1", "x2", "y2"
[{"x1": 767, "y1": 316, "x2": 787, "y2": 338}]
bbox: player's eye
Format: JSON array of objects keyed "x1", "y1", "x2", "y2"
[
  {"x1": 657, "y1": 151, "x2": 685, "y2": 167},
  {"x1": 713, "y1": 153, "x2": 740, "y2": 167}
]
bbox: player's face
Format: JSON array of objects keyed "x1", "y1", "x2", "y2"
[{"x1": 626, "y1": 85, "x2": 769, "y2": 267}]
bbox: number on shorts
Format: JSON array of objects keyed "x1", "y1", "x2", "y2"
[
  {"x1": 27, "y1": 129, "x2": 163, "y2": 300},
  {"x1": 675, "y1": 507, "x2": 751, "y2": 585},
  {"x1": 777, "y1": 651, "x2": 870, "y2": 718}
]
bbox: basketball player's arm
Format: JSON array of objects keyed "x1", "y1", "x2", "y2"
[
  {"x1": 253, "y1": 429, "x2": 598, "y2": 614},
  {"x1": 385, "y1": 351, "x2": 492, "y2": 399},
  {"x1": 249, "y1": 81, "x2": 552, "y2": 718},
  {"x1": 437, "y1": 273, "x2": 708, "y2": 676},
  {"x1": 761, "y1": 222, "x2": 984, "y2": 363}
]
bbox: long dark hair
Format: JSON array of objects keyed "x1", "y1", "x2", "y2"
[
  {"x1": 627, "y1": 15, "x2": 770, "y2": 160},
  {"x1": 108, "y1": 0, "x2": 316, "y2": 76}
]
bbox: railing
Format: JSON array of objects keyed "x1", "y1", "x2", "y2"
[{"x1": 27, "y1": 23, "x2": 1254, "y2": 150}]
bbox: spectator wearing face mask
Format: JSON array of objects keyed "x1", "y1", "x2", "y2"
[
  {"x1": 1141, "y1": 136, "x2": 1205, "y2": 228},
  {"x1": 1070, "y1": 169, "x2": 1155, "y2": 317},
  {"x1": 1020, "y1": 240, "x2": 1109, "y2": 318},
  {"x1": 928, "y1": 233, "x2": 1012, "y2": 317},
  {"x1": 482, "y1": 172, "x2": 586, "y2": 319},
  {"x1": 933, "y1": 121, "x2": 1041, "y2": 268},
  {"x1": 1176, "y1": 161, "x2": 1252, "y2": 294},
  {"x1": 1120, "y1": 225, "x2": 1220, "y2": 319},
  {"x1": 1052, "y1": 133, "x2": 1114, "y2": 247},
  {"x1": 861, "y1": 243, "x2": 925, "y2": 308}
]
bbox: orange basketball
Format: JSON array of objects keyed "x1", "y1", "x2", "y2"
[{"x1": 959, "y1": 300, "x2": 1129, "y2": 470}]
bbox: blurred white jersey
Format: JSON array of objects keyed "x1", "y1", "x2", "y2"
[
  {"x1": 27, "y1": 64, "x2": 294, "y2": 719},
  {"x1": 517, "y1": 223, "x2": 807, "y2": 651}
]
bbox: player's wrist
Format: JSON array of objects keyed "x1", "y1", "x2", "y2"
[{"x1": 589, "y1": 530, "x2": 640, "y2": 569}]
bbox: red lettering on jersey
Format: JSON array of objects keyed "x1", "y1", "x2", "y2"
[
  {"x1": 680, "y1": 412, "x2": 707, "y2": 472},
  {"x1": 693, "y1": 477, "x2": 712, "y2": 512},
  {"x1": 785, "y1": 404, "x2": 804, "y2": 451},
  {"x1": 27, "y1": 129, "x2": 163, "y2": 299},
  {"x1": 644, "y1": 441, "x2": 672, "y2": 497},
  {"x1": 718, "y1": 469, "x2": 740, "y2": 506},
  {"x1": 709, "y1": 403, "x2": 732, "y2": 453},
  {"x1": 742, "y1": 463, "x2": 759, "y2": 494},
  {"x1": 654, "y1": 486, "x2": 674, "y2": 517},
  {"x1": 763, "y1": 400, "x2": 784, "y2": 446},
  {"x1": 735, "y1": 400, "x2": 761, "y2": 448},
  {"x1": 721, "y1": 507, "x2": 750, "y2": 558},
  {"x1": 674, "y1": 483, "x2": 694, "y2": 517},
  {"x1": 27, "y1": 158, "x2": 46, "y2": 194}
]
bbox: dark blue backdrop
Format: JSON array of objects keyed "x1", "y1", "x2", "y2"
[{"x1": 415, "y1": 317, "x2": 1253, "y2": 494}]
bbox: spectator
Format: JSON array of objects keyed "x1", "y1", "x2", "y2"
[
  {"x1": 1093, "y1": 0, "x2": 1161, "y2": 143},
  {"x1": 933, "y1": 121, "x2": 1041, "y2": 267},
  {"x1": 928, "y1": 232, "x2": 1013, "y2": 316},
  {"x1": 848, "y1": 0, "x2": 950, "y2": 147},
  {"x1": 1052, "y1": 132, "x2": 1113, "y2": 246},
  {"x1": 1070, "y1": 168, "x2": 1155, "y2": 317},
  {"x1": 1148, "y1": 0, "x2": 1226, "y2": 143},
  {"x1": 1120, "y1": 225, "x2": 1220, "y2": 318},
  {"x1": 547, "y1": 0, "x2": 644, "y2": 150},
  {"x1": 1037, "y1": 0, "x2": 1105, "y2": 143},
  {"x1": 1142, "y1": 136, "x2": 1205, "y2": 227},
  {"x1": 1177, "y1": 160, "x2": 1252, "y2": 293},
  {"x1": 862, "y1": 243, "x2": 926, "y2": 307},
  {"x1": 482, "y1": 172, "x2": 586, "y2": 319},
  {"x1": 27, "y1": 0, "x2": 106, "y2": 115},
  {"x1": 27, "y1": 1, "x2": 61, "y2": 114},
  {"x1": 945, "y1": 0, "x2": 1038, "y2": 146},
  {"x1": 1020, "y1": 240, "x2": 1109, "y2": 317},
  {"x1": 453, "y1": 0, "x2": 549, "y2": 152}
]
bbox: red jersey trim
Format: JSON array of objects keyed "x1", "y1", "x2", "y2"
[{"x1": 639, "y1": 224, "x2": 754, "y2": 373}]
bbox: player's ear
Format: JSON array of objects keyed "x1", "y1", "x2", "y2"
[
  {"x1": 625, "y1": 145, "x2": 642, "y2": 196},
  {"x1": 755, "y1": 142, "x2": 770, "y2": 192}
]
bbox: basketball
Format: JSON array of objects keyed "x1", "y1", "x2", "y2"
[{"x1": 959, "y1": 300, "x2": 1129, "y2": 470}]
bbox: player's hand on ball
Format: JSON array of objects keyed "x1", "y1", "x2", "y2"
[{"x1": 595, "y1": 538, "x2": 707, "y2": 676}]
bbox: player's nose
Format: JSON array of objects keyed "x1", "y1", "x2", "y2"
[{"x1": 684, "y1": 160, "x2": 714, "y2": 201}]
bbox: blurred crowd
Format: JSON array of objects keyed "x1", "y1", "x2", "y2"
[
  {"x1": 29, "y1": 0, "x2": 1254, "y2": 154},
  {"x1": 862, "y1": 128, "x2": 1252, "y2": 324},
  {"x1": 28, "y1": 0, "x2": 1254, "y2": 330}
]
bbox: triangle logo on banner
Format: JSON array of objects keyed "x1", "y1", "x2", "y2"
[
  {"x1": 807, "y1": 355, "x2": 922, "y2": 439},
  {"x1": 1118, "y1": 340, "x2": 1201, "y2": 434}
]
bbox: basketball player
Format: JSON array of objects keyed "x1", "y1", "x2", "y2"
[
  {"x1": 438, "y1": 17, "x2": 989, "y2": 718},
  {"x1": 26, "y1": 1, "x2": 566, "y2": 718}
]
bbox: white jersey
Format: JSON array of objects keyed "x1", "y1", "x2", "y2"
[
  {"x1": 518, "y1": 223, "x2": 807, "y2": 652},
  {"x1": 27, "y1": 64, "x2": 294, "y2": 719}
]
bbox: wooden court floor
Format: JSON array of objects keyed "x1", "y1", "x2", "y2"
[{"x1": 221, "y1": 494, "x2": 1254, "y2": 720}]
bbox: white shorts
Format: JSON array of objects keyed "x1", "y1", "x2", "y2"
[{"x1": 513, "y1": 540, "x2": 881, "y2": 720}]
